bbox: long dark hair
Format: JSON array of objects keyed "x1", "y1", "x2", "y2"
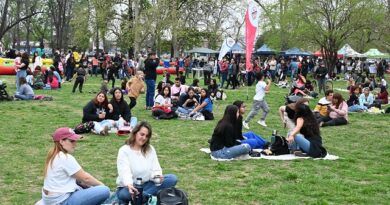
[
  {"x1": 200, "y1": 88, "x2": 210, "y2": 103},
  {"x1": 215, "y1": 105, "x2": 238, "y2": 133},
  {"x1": 110, "y1": 87, "x2": 124, "y2": 103},
  {"x1": 332, "y1": 93, "x2": 344, "y2": 109},
  {"x1": 160, "y1": 85, "x2": 171, "y2": 97},
  {"x1": 295, "y1": 104, "x2": 320, "y2": 137},
  {"x1": 125, "y1": 121, "x2": 152, "y2": 156},
  {"x1": 93, "y1": 91, "x2": 109, "y2": 108}
]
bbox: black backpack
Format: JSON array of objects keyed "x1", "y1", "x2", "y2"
[
  {"x1": 157, "y1": 187, "x2": 188, "y2": 205},
  {"x1": 74, "y1": 121, "x2": 94, "y2": 134},
  {"x1": 270, "y1": 135, "x2": 290, "y2": 155}
]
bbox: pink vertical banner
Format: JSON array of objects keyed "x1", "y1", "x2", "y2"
[{"x1": 245, "y1": 1, "x2": 260, "y2": 71}]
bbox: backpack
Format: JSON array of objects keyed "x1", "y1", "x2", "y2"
[
  {"x1": 270, "y1": 135, "x2": 290, "y2": 155},
  {"x1": 74, "y1": 121, "x2": 94, "y2": 134},
  {"x1": 157, "y1": 187, "x2": 188, "y2": 205}
]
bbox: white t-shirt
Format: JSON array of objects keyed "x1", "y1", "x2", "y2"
[
  {"x1": 253, "y1": 81, "x2": 267, "y2": 101},
  {"x1": 116, "y1": 145, "x2": 162, "y2": 187},
  {"x1": 268, "y1": 59, "x2": 277, "y2": 70},
  {"x1": 155, "y1": 95, "x2": 172, "y2": 106},
  {"x1": 381, "y1": 79, "x2": 387, "y2": 87},
  {"x1": 43, "y1": 152, "x2": 81, "y2": 193}
]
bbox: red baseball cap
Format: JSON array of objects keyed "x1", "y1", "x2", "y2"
[{"x1": 52, "y1": 127, "x2": 82, "y2": 142}]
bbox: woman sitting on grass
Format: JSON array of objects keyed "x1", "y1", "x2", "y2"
[
  {"x1": 233, "y1": 101, "x2": 269, "y2": 149},
  {"x1": 359, "y1": 87, "x2": 375, "y2": 109},
  {"x1": 376, "y1": 86, "x2": 388, "y2": 105},
  {"x1": 82, "y1": 91, "x2": 117, "y2": 135},
  {"x1": 36, "y1": 127, "x2": 110, "y2": 205},
  {"x1": 208, "y1": 79, "x2": 218, "y2": 100},
  {"x1": 152, "y1": 85, "x2": 177, "y2": 119},
  {"x1": 116, "y1": 122, "x2": 177, "y2": 204},
  {"x1": 14, "y1": 77, "x2": 34, "y2": 100},
  {"x1": 278, "y1": 98, "x2": 310, "y2": 134},
  {"x1": 319, "y1": 93, "x2": 348, "y2": 127},
  {"x1": 176, "y1": 87, "x2": 199, "y2": 115},
  {"x1": 189, "y1": 88, "x2": 214, "y2": 120},
  {"x1": 209, "y1": 105, "x2": 251, "y2": 159},
  {"x1": 347, "y1": 86, "x2": 367, "y2": 112},
  {"x1": 287, "y1": 104, "x2": 327, "y2": 158},
  {"x1": 107, "y1": 88, "x2": 137, "y2": 129}
]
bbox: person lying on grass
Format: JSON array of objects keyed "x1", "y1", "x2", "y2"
[
  {"x1": 82, "y1": 91, "x2": 124, "y2": 135},
  {"x1": 116, "y1": 121, "x2": 177, "y2": 204},
  {"x1": 35, "y1": 127, "x2": 110, "y2": 205},
  {"x1": 287, "y1": 104, "x2": 328, "y2": 158},
  {"x1": 209, "y1": 105, "x2": 251, "y2": 159}
]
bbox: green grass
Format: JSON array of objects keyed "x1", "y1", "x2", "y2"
[{"x1": 0, "y1": 74, "x2": 389, "y2": 204}]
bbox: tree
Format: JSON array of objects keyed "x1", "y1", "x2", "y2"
[
  {"x1": 70, "y1": 0, "x2": 92, "y2": 51},
  {"x1": 0, "y1": 0, "x2": 41, "y2": 43},
  {"x1": 48, "y1": 0, "x2": 74, "y2": 50}
]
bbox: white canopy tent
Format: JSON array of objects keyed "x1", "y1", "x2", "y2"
[{"x1": 338, "y1": 44, "x2": 366, "y2": 58}]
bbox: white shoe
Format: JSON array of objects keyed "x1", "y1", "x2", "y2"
[
  {"x1": 257, "y1": 120, "x2": 267, "y2": 127},
  {"x1": 242, "y1": 121, "x2": 250, "y2": 129}
]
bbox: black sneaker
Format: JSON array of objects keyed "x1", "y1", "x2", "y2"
[
  {"x1": 294, "y1": 151, "x2": 308, "y2": 157},
  {"x1": 249, "y1": 150, "x2": 261, "y2": 158}
]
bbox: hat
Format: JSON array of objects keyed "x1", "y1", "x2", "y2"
[{"x1": 52, "y1": 127, "x2": 82, "y2": 142}]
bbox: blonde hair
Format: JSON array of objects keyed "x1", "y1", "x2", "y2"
[{"x1": 44, "y1": 142, "x2": 67, "y2": 177}]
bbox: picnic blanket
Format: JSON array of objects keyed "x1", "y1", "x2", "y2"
[{"x1": 200, "y1": 148, "x2": 339, "y2": 161}]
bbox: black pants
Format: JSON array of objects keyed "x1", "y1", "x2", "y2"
[
  {"x1": 152, "y1": 109, "x2": 178, "y2": 119},
  {"x1": 107, "y1": 73, "x2": 115, "y2": 88},
  {"x1": 129, "y1": 97, "x2": 137, "y2": 110},
  {"x1": 204, "y1": 70, "x2": 211, "y2": 85},
  {"x1": 72, "y1": 77, "x2": 84, "y2": 93},
  {"x1": 319, "y1": 116, "x2": 347, "y2": 127},
  {"x1": 201, "y1": 110, "x2": 214, "y2": 120}
]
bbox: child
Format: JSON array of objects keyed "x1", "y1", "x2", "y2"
[
  {"x1": 72, "y1": 66, "x2": 86, "y2": 93},
  {"x1": 243, "y1": 72, "x2": 271, "y2": 129},
  {"x1": 127, "y1": 71, "x2": 145, "y2": 111}
]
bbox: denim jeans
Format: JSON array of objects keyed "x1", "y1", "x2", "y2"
[
  {"x1": 241, "y1": 131, "x2": 269, "y2": 149},
  {"x1": 16, "y1": 70, "x2": 27, "y2": 91},
  {"x1": 93, "y1": 120, "x2": 115, "y2": 134},
  {"x1": 177, "y1": 106, "x2": 194, "y2": 114},
  {"x1": 317, "y1": 78, "x2": 326, "y2": 94},
  {"x1": 244, "y1": 100, "x2": 269, "y2": 123},
  {"x1": 61, "y1": 185, "x2": 110, "y2": 205},
  {"x1": 145, "y1": 79, "x2": 155, "y2": 107},
  {"x1": 14, "y1": 94, "x2": 34, "y2": 100},
  {"x1": 220, "y1": 72, "x2": 227, "y2": 88},
  {"x1": 348, "y1": 104, "x2": 367, "y2": 112},
  {"x1": 211, "y1": 144, "x2": 251, "y2": 159},
  {"x1": 92, "y1": 66, "x2": 98, "y2": 76},
  {"x1": 116, "y1": 174, "x2": 178, "y2": 204},
  {"x1": 289, "y1": 134, "x2": 310, "y2": 153}
]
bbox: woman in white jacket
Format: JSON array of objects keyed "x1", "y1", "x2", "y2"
[{"x1": 116, "y1": 121, "x2": 177, "y2": 204}]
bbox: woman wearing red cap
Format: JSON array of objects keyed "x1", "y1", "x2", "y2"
[{"x1": 36, "y1": 127, "x2": 110, "y2": 205}]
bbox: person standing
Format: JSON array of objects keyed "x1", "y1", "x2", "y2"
[
  {"x1": 315, "y1": 61, "x2": 328, "y2": 95},
  {"x1": 127, "y1": 71, "x2": 145, "y2": 111},
  {"x1": 144, "y1": 52, "x2": 160, "y2": 110},
  {"x1": 242, "y1": 72, "x2": 271, "y2": 129},
  {"x1": 15, "y1": 52, "x2": 29, "y2": 91},
  {"x1": 72, "y1": 66, "x2": 86, "y2": 93}
]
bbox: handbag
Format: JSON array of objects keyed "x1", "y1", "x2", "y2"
[
  {"x1": 270, "y1": 135, "x2": 290, "y2": 155},
  {"x1": 116, "y1": 126, "x2": 132, "y2": 136}
]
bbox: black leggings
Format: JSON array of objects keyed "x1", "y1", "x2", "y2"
[
  {"x1": 319, "y1": 116, "x2": 347, "y2": 127},
  {"x1": 129, "y1": 97, "x2": 137, "y2": 110},
  {"x1": 72, "y1": 77, "x2": 84, "y2": 93}
]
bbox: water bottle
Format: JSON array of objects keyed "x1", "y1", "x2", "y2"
[
  {"x1": 133, "y1": 178, "x2": 143, "y2": 205},
  {"x1": 271, "y1": 130, "x2": 277, "y2": 144}
]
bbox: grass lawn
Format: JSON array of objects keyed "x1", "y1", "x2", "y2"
[{"x1": 0, "y1": 74, "x2": 389, "y2": 205}]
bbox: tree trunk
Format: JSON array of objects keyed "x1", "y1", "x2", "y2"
[
  {"x1": 25, "y1": 0, "x2": 32, "y2": 53},
  {"x1": 16, "y1": 0, "x2": 21, "y2": 50},
  {"x1": 133, "y1": 0, "x2": 139, "y2": 55}
]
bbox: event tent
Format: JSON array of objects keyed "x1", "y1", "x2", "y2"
[
  {"x1": 363, "y1": 48, "x2": 390, "y2": 58},
  {"x1": 185, "y1": 47, "x2": 219, "y2": 54},
  {"x1": 281, "y1": 48, "x2": 311, "y2": 56},
  {"x1": 313, "y1": 49, "x2": 343, "y2": 59},
  {"x1": 337, "y1": 44, "x2": 366, "y2": 58},
  {"x1": 229, "y1": 43, "x2": 245, "y2": 54},
  {"x1": 256, "y1": 44, "x2": 276, "y2": 55}
]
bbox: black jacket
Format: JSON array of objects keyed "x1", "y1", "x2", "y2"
[
  {"x1": 144, "y1": 58, "x2": 160, "y2": 80},
  {"x1": 210, "y1": 123, "x2": 240, "y2": 151},
  {"x1": 82, "y1": 100, "x2": 109, "y2": 123},
  {"x1": 107, "y1": 99, "x2": 131, "y2": 122}
]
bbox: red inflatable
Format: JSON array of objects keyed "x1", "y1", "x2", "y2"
[
  {"x1": 0, "y1": 65, "x2": 48, "y2": 75},
  {"x1": 156, "y1": 67, "x2": 184, "y2": 74}
]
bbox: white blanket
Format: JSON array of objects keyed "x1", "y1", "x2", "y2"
[{"x1": 200, "y1": 148, "x2": 339, "y2": 161}]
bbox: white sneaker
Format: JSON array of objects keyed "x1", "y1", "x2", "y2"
[
  {"x1": 242, "y1": 121, "x2": 250, "y2": 129},
  {"x1": 257, "y1": 120, "x2": 267, "y2": 127}
]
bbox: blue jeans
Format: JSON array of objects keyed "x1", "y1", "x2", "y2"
[
  {"x1": 92, "y1": 66, "x2": 98, "y2": 76},
  {"x1": 177, "y1": 106, "x2": 194, "y2": 114},
  {"x1": 145, "y1": 79, "x2": 155, "y2": 107},
  {"x1": 348, "y1": 104, "x2": 367, "y2": 112},
  {"x1": 241, "y1": 131, "x2": 268, "y2": 149},
  {"x1": 116, "y1": 174, "x2": 178, "y2": 204},
  {"x1": 14, "y1": 94, "x2": 34, "y2": 100},
  {"x1": 289, "y1": 134, "x2": 310, "y2": 153},
  {"x1": 16, "y1": 70, "x2": 27, "y2": 91},
  {"x1": 93, "y1": 119, "x2": 115, "y2": 134},
  {"x1": 61, "y1": 185, "x2": 110, "y2": 205},
  {"x1": 211, "y1": 144, "x2": 251, "y2": 159},
  {"x1": 220, "y1": 72, "x2": 227, "y2": 88}
]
